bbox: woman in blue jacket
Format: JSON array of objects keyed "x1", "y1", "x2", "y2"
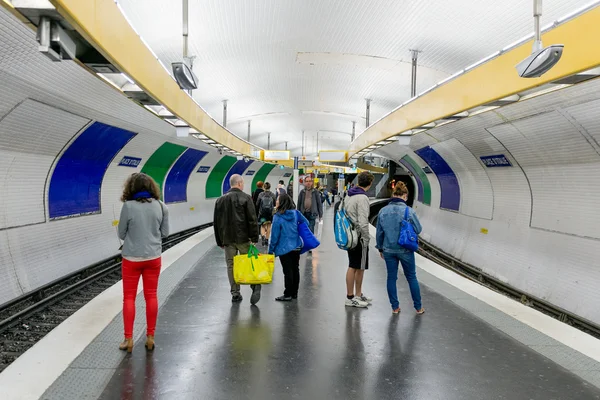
[
  {"x1": 376, "y1": 182, "x2": 425, "y2": 315},
  {"x1": 268, "y1": 194, "x2": 309, "y2": 301}
]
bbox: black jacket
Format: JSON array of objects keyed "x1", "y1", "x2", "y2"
[
  {"x1": 297, "y1": 188, "x2": 323, "y2": 218},
  {"x1": 214, "y1": 188, "x2": 259, "y2": 247}
]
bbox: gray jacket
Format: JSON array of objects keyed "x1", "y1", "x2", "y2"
[
  {"x1": 344, "y1": 190, "x2": 370, "y2": 246},
  {"x1": 118, "y1": 200, "x2": 170, "y2": 258},
  {"x1": 297, "y1": 188, "x2": 323, "y2": 219}
]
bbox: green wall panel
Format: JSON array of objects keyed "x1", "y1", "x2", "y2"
[
  {"x1": 251, "y1": 163, "x2": 276, "y2": 191},
  {"x1": 402, "y1": 155, "x2": 432, "y2": 205},
  {"x1": 206, "y1": 156, "x2": 237, "y2": 198},
  {"x1": 140, "y1": 142, "x2": 187, "y2": 197}
]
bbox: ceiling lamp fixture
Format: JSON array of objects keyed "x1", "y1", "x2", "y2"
[{"x1": 516, "y1": 0, "x2": 563, "y2": 78}]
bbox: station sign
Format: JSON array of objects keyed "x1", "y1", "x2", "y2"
[
  {"x1": 118, "y1": 156, "x2": 142, "y2": 168},
  {"x1": 298, "y1": 159, "x2": 313, "y2": 168},
  {"x1": 246, "y1": 170, "x2": 255, "y2": 176},
  {"x1": 480, "y1": 154, "x2": 512, "y2": 167},
  {"x1": 263, "y1": 150, "x2": 290, "y2": 161},
  {"x1": 283, "y1": 172, "x2": 292, "y2": 177},
  {"x1": 319, "y1": 150, "x2": 348, "y2": 162},
  {"x1": 197, "y1": 166, "x2": 211, "y2": 173}
]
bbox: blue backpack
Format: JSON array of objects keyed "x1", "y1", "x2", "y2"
[
  {"x1": 398, "y1": 206, "x2": 419, "y2": 251},
  {"x1": 334, "y1": 198, "x2": 359, "y2": 250}
]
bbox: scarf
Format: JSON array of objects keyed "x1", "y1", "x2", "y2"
[{"x1": 133, "y1": 191, "x2": 152, "y2": 200}]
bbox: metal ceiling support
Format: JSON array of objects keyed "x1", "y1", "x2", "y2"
[
  {"x1": 365, "y1": 99, "x2": 371, "y2": 128},
  {"x1": 533, "y1": 0, "x2": 543, "y2": 52},
  {"x1": 302, "y1": 130, "x2": 305, "y2": 156},
  {"x1": 222, "y1": 100, "x2": 228, "y2": 127},
  {"x1": 182, "y1": 0, "x2": 189, "y2": 61},
  {"x1": 285, "y1": 141, "x2": 288, "y2": 150},
  {"x1": 351, "y1": 121, "x2": 356, "y2": 142},
  {"x1": 316, "y1": 131, "x2": 319, "y2": 153},
  {"x1": 411, "y1": 49, "x2": 420, "y2": 98},
  {"x1": 267, "y1": 132, "x2": 271, "y2": 150},
  {"x1": 247, "y1": 120, "x2": 251, "y2": 141}
]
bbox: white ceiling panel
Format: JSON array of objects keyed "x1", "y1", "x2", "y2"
[{"x1": 117, "y1": 0, "x2": 593, "y2": 156}]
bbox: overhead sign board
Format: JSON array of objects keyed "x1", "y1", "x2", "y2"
[
  {"x1": 263, "y1": 150, "x2": 290, "y2": 161},
  {"x1": 319, "y1": 150, "x2": 347, "y2": 162},
  {"x1": 197, "y1": 166, "x2": 211, "y2": 173},
  {"x1": 480, "y1": 154, "x2": 512, "y2": 167},
  {"x1": 118, "y1": 156, "x2": 142, "y2": 168}
]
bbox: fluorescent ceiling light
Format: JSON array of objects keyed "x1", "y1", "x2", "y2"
[
  {"x1": 469, "y1": 106, "x2": 500, "y2": 116},
  {"x1": 202, "y1": 139, "x2": 216, "y2": 144},
  {"x1": 519, "y1": 84, "x2": 571, "y2": 101},
  {"x1": 96, "y1": 73, "x2": 122, "y2": 90},
  {"x1": 121, "y1": 73, "x2": 134, "y2": 85}
]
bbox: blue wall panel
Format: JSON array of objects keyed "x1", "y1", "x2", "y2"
[
  {"x1": 414, "y1": 146, "x2": 460, "y2": 211},
  {"x1": 164, "y1": 148, "x2": 208, "y2": 204},
  {"x1": 49, "y1": 122, "x2": 136, "y2": 219},
  {"x1": 399, "y1": 159, "x2": 424, "y2": 202},
  {"x1": 223, "y1": 159, "x2": 253, "y2": 193}
]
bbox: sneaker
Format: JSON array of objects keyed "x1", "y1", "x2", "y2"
[
  {"x1": 416, "y1": 308, "x2": 425, "y2": 315},
  {"x1": 392, "y1": 308, "x2": 401, "y2": 314},
  {"x1": 232, "y1": 294, "x2": 243, "y2": 303},
  {"x1": 360, "y1": 294, "x2": 372, "y2": 304},
  {"x1": 275, "y1": 295, "x2": 292, "y2": 302},
  {"x1": 345, "y1": 297, "x2": 368, "y2": 308},
  {"x1": 250, "y1": 286, "x2": 261, "y2": 305}
]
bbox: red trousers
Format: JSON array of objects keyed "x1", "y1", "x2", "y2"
[{"x1": 122, "y1": 257, "x2": 162, "y2": 338}]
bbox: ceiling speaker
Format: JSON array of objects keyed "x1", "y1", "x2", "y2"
[{"x1": 171, "y1": 62, "x2": 198, "y2": 90}]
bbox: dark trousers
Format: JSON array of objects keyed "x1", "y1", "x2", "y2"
[
  {"x1": 304, "y1": 212, "x2": 317, "y2": 233},
  {"x1": 280, "y1": 250, "x2": 301, "y2": 297}
]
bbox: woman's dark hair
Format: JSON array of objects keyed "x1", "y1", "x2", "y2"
[
  {"x1": 121, "y1": 173, "x2": 161, "y2": 203},
  {"x1": 277, "y1": 193, "x2": 296, "y2": 213},
  {"x1": 264, "y1": 182, "x2": 271, "y2": 190},
  {"x1": 393, "y1": 181, "x2": 409, "y2": 197}
]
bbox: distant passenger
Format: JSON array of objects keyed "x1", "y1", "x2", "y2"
[
  {"x1": 268, "y1": 194, "x2": 309, "y2": 301},
  {"x1": 376, "y1": 182, "x2": 424, "y2": 315},
  {"x1": 276, "y1": 179, "x2": 287, "y2": 200},
  {"x1": 214, "y1": 174, "x2": 261, "y2": 304},
  {"x1": 118, "y1": 172, "x2": 170, "y2": 353},
  {"x1": 344, "y1": 171, "x2": 374, "y2": 308},
  {"x1": 252, "y1": 181, "x2": 264, "y2": 213},
  {"x1": 297, "y1": 175, "x2": 323, "y2": 234},
  {"x1": 256, "y1": 182, "x2": 276, "y2": 246}
]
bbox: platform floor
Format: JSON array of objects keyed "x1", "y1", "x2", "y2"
[{"x1": 94, "y1": 210, "x2": 600, "y2": 400}]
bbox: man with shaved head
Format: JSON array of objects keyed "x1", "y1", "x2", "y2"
[{"x1": 214, "y1": 174, "x2": 261, "y2": 304}]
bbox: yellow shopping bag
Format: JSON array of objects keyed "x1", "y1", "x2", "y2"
[{"x1": 234, "y1": 244, "x2": 275, "y2": 285}]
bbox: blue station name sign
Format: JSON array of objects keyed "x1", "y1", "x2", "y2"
[
  {"x1": 118, "y1": 156, "x2": 142, "y2": 168},
  {"x1": 197, "y1": 166, "x2": 211, "y2": 173},
  {"x1": 480, "y1": 154, "x2": 512, "y2": 167}
]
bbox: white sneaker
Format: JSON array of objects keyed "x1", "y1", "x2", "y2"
[
  {"x1": 345, "y1": 297, "x2": 369, "y2": 308},
  {"x1": 360, "y1": 295, "x2": 372, "y2": 304}
]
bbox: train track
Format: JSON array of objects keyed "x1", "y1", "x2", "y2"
[
  {"x1": 368, "y1": 201, "x2": 600, "y2": 340},
  {"x1": 0, "y1": 224, "x2": 211, "y2": 373}
]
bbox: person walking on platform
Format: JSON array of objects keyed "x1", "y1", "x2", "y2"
[
  {"x1": 252, "y1": 180, "x2": 264, "y2": 213},
  {"x1": 297, "y1": 175, "x2": 323, "y2": 234},
  {"x1": 376, "y1": 182, "x2": 425, "y2": 315},
  {"x1": 118, "y1": 173, "x2": 170, "y2": 353},
  {"x1": 344, "y1": 171, "x2": 374, "y2": 308},
  {"x1": 268, "y1": 194, "x2": 308, "y2": 301},
  {"x1": 214, "y1": 174, "x2": 262, "y2": 304},
  {"x1": 256, "y1": 182, "x2": 276, "y2": 245}
]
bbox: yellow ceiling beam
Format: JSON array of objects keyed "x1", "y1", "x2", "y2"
[
  {"x1": 50, "y1": 0, "x2": 257, "y2": 156},
  {"x1": 351, "y1": 6, "x2": 600, "y2": 154}
]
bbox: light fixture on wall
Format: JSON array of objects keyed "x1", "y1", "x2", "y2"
[{"x1": 171, "y1": 62, "x2": 198, "y2": 90}]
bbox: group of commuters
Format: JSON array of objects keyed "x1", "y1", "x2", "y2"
[{"x1": 115, "y1": 169, "x2": 423, "y2": 352}]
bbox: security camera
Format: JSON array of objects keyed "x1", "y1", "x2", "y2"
[
  {"x1": 516, "y1": 44, "x2": 563, "y2": 78},
  {"x1": 516, "y1": 0, "x2": 563, "y2": 78},
  {"x1": 244, "y1": 156, "x2": 249, "y2": 162}
]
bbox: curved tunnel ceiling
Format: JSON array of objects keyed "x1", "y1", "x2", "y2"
[{"x1": 116, "y1": 0, "x2": 591, "y2": 156}]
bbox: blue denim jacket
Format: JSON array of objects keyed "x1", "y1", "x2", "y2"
[{"x1": 375, "y1": 199, "x2": 422, "y2": 254}]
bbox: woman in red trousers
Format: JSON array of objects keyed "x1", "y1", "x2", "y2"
[{"x1": 117, "y1": 173, "x2": 170, "y2": 352}]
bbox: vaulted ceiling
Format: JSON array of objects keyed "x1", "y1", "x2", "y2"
[{"x1": 117, "y1": 0, "x2": 590, "y2": 157}]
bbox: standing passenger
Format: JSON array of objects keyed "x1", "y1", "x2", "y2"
[
  {"x1": 297, "y1": 176, "x2": 323, "y2": 234},
  {"x1": 118, "y1": 173, "x2": 170, "y2": 352},
  {"x1": 268, "y1": 194, "x2": 308, "y2": 301},
  {"x1": 252, "y1": 181, "x2": 264, "y2": 213},
  {"x1": 214, "y1": 174, "x2": 261, "y2": 304},
  {"x1": 376, "y1": 182, "x2": 424, "y2": 315},
  {"x1": 344, "y1": 172, "x2": 374, "y2": 308}
]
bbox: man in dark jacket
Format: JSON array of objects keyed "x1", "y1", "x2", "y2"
[
  {"x1": 214, "y1": 174, "x2": 261, "y2": 304},
  {"x1": 297, "y1": 176, "x2": 323, "y2": 234}
]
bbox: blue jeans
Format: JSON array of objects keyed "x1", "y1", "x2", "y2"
[
  {"x1": 383, "y1": 251, "x2": 422, "y2": 310},
  {"x1": 304, "y1": 212, "x2": 316, "y2": 234}
]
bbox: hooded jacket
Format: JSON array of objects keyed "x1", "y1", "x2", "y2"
[
  {"x1": 344, "y1": 186, "x2": 371, "y2": 246},
  {"x1": 375, "y1": 198, "x2": 422, "y2": 253},
  {"x1": 268, "y1": 210, "x2": 309, "y2": 256}
]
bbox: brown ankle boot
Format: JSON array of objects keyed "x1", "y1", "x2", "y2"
[
  {"x1": 119, "y1": 337, "x2": 134, "y2": 353},
  {"x1": 145, "y1": 335, "x2": 155, "y2": 351}
]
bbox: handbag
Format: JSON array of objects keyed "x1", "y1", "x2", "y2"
[
  {"x1": 234, "y1": 244, "x2": 275, "y2": 285},
  {"x1": 296, "y1": 210, "x2": 320, "y2": 254},
  {"x1": 398, "y1": 206, "x2": 419, "y2": 251}
]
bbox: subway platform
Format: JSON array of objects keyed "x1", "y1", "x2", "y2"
[{"x1": 2, "y1": 209, "x2": 600, "y2": 400}]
